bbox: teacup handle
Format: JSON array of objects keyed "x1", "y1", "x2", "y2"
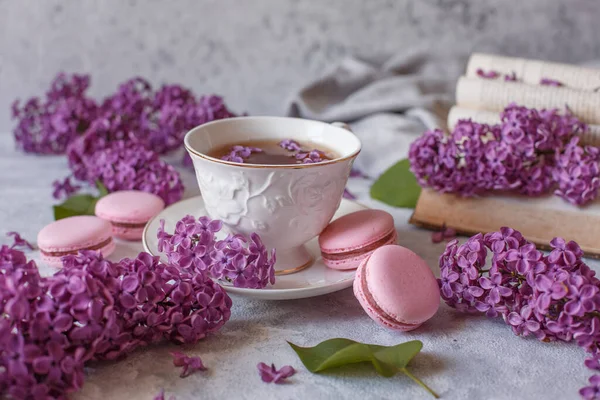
[{"x1": 331, "y1": 121, "x2": 352, "y2": 132}]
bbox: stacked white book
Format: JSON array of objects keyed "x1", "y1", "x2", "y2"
[
  {"x1": 448, "y1": 53, "x2": 600, "y2": 145},
  {"x1": 411, "y1": 54, "x2": 600, "y2": 257}
]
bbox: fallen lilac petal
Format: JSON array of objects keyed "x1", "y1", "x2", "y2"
[
  {"x1": 171, "y1": 351, "x2": 206, "y2": 378},
  {"x1": 257, "y1": 362, "x2": 296, "y2": 384},
  {"x1": 343, "y1": 188, "x2": 356, "y2": 200},
  {"x1": 154, "y1": 389, "x2": 176, "y2": 400},
  {"x1": 349, "y1": 168, "x2": 366, "y2": 178},
  {"x1": 504, "y1": 72, "x2": 517, "y2": 82},
  {"x1": 431, "y1": 231, "x2": 444, "y2": 243},
  {"x1": 443, "y1": 227, "x2": 457, "y2": 239},
  {"x1": 540, "y1": 78, "x2": 563, "y2": 87},
  {"x1": 476, "y1": 69, "x2": 500, "y2": 79}
]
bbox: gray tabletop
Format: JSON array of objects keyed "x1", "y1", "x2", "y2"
[{"x1": 0, "y1": 132, "x2": 593, "y2": 400}]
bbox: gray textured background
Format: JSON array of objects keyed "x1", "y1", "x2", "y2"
[
  {"x1": 3, "y1": 2, "x2": 600, "y2": 399},
  {"x1": 1, "y1": 0, "x2": 600, "y2": 133}
]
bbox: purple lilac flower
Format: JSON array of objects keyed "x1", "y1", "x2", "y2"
[
  {"x1": 342, "y1": 188, "x2": 357, "y2": 200},
  {"x1": 52, "y1": 176, "x2": 81, "y2": 199},
  {"x1": 581, "y1": 375, "x2": 600, "y2": 400},
  {"x1": 0, "y1": 242, "x2": 232, "y2": 399},
  {"x1": 257, "y1": 362, "x2": 296, "y2": 384},
  {"x1": 540, "y1": 78, "x2": 564, "y2": 87},
  {"x1": 157, "y1": 217, "x2": 276, "y2": 289},
  {"x1": 11, "y1": 73, "x2": 98, "y2": 154},
  {"x1": 154, "y1": 389, "x2": 176, "y2": 400},
  {"x1": 409, "y1": 104, "x2": 595, "y2": 206},
  {"x1": 279, "y1": 139, "x2": 301, "y2": 152},
  {"x1": 504, "y1": 72, "x2": 518, "y2": 82},
  {"x1": 476, "y1": 69, "x2": 500, "y2": 79},
  {"x1": 506, "y1": 305, "x2": 541, "y2": 337},
  {"x1": 553, "y1": 139, "x2": 600, "y2": 206},
  {"x1": 13, "y1": 74, "x2": 237, "y2": 156},
  {"x1": 98, "y1": 78, "x2": 237, "y2": 155},
  {"x1": 438, "y1": 227, "x2": 600, "y2": 399},
  {"x1": 5, "y1": 231, "x2": 34, "y2": 250},
  {"x1": 67, "y1": 140, "x2": 184, "y2": 205},
  {"x1": 296, "y1": 149, "x2": 327, "y2": 164},
  {"x1": 220, "y1": 145, "x2": 263, "y2": 163},
  {"x1": 349, "y1": 168, "x2": 366, "y2": 178},
  {"x1": 431, "y1": 225, "x2": 457, "y2": 244},
  {"x1": 548, "y1": 237, "x2": 584, "y2": 267},
  {"x1": 171, "y1": 351, "x2": 206, "y2": 378}
]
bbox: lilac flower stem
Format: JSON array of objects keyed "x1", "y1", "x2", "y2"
[{"x1": 401, "y1": 368, "x2": 439, "y2": 399}]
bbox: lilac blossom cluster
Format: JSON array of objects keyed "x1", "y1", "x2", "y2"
[
  {"x1": 408, "y1": 104, "x2": 598, "y2": 205},
  {"x1": 11, "y1": 73, "x2": 99, "y2": 154},
  {"x1": 157, "y1": 215, "x2": 276, "y2": 289},
  {"x1": 12, "y1": 74, "x2": 237, "y2": 156},
  {"x1": 0, "y1": 246, "x2": 231, "y2": 399},
  {"x1": 12, "y1": 73, "x2": 238, "y2": 203},
  {"x1": 68, "y1": 138, "x2": 184, "y2": 205},
  {"x1": 438, "y1": 228, "x2": 600, "y2": 399}
]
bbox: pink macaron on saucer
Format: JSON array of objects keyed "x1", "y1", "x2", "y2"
[
  {"x1": 95, "y1": 190, "x2": 165, "y2": 241},
  {"x1": 353, "y1": 244, "x2": 440, "y2": 331},
  {"x1": 37, "y1": 215, "x2": 116, "y2": 268},
  {"x1": 318, "y1": 209, "x2": 397, "y2": 270}
]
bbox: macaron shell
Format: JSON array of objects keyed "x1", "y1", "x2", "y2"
[
  {"x1": 365, "y1": 245, "x2": 440, "y2": 326},
  {"x1": 38, "y1": 216, "x2": 113, "y2": 253},
  {"x1": 95, "y1": 190, "x2": 165, "y2": 224},
  {"x1": 323, "y1": 230, "x2": 397, "y2": 270},
  {"x1": 40, "y1": 236, "x2": 116, "y2": 268},
  {"x1": 319, "y1": 209, "x2": 395, "y2": 253},
  {"x1": 353, "y1": 257, "x2": 419, "y2": 331},
  {"x1": 111, "y1": 225, "x2": 145, "y2": 241}
]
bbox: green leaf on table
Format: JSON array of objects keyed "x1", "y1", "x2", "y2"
[
  {"x1": 96, "y1": 180, "x2": 109, "y2": 197},
  {"x1": 288, "y1": 338, "x2": 438, "y2": 398},
  {"x1": 370, "y1": 158, "x2": 421, "y2": 208},
  {"x1": 53, "y1": 194, "x2": 99, "y2": 220}
]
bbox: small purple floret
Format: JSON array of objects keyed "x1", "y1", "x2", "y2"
[
  {"x1": 52, "y1": 176, "x2": 81, "y2": 200},
  {"x1": 279, "y1": 139, "x2": 301, "y2": 152},
  {"x1": 257, "y1": 362, "x2": 296, "y2": 383},
  {"x1": 476, "y1": 69, "x2": 500, "y2": 79},
  {"x1": 540, "y1": 78, "x2": 563, "y2": 87},
  {"x1": 171, "y1": 351, "x2": 206, "y2": 378}
]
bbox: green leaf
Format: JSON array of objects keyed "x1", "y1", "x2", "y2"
[
  {"x1": 96, "y1": 180, "x2": 109, "y2": 197},
  {"x1": 370, "y1": 158, "x2": 421, "y2": 208},
  {"x1": 53, "y1": 194, "x2": 99, "y2": 220},
  {"x1": 288, "y1": 338, "x2": 438, "y2": 398}
]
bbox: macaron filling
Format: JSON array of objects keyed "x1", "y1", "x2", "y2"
[
  {"x1": 359, "y1": 261, "x2": 418, "y2": 329},
  {"x1": 40, "y1": 237, "x2": 113, "y2": 257},
  {"x1": 109, "y1": 221, "x2": 148, "y2": 228},
  {"x1": 321, "y1": 230, "x2": 397, "y2": 261}
]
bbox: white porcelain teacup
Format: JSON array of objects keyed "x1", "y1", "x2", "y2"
[{"x1": 184, "y1": 116, "x2": 361, "y2": 274}]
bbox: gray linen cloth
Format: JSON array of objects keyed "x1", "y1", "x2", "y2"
[{"x1": 286, "y1": 50, "x2": 464, "y2": 177}]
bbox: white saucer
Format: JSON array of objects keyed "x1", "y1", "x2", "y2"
[{"x1": 142, "y1": 196, "x2": 368, "y2": 300}]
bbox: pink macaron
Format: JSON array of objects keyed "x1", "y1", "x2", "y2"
[
  {"x1": 95, "y1": 190, "x2": 165, "y2": 240},
  {"x1": 37, "y1": 215, "x2": 115, "y2": 267},
  {"x1": 353, "y1": 244, "x2": 440, "y2": 331},
  {"x1": 318, "y1": 209, "x2": 397, "y2": 270}
]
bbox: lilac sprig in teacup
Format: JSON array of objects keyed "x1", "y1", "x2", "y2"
[{"x1": 157, "y1": 215, "x2": 276, "y2": 289}]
